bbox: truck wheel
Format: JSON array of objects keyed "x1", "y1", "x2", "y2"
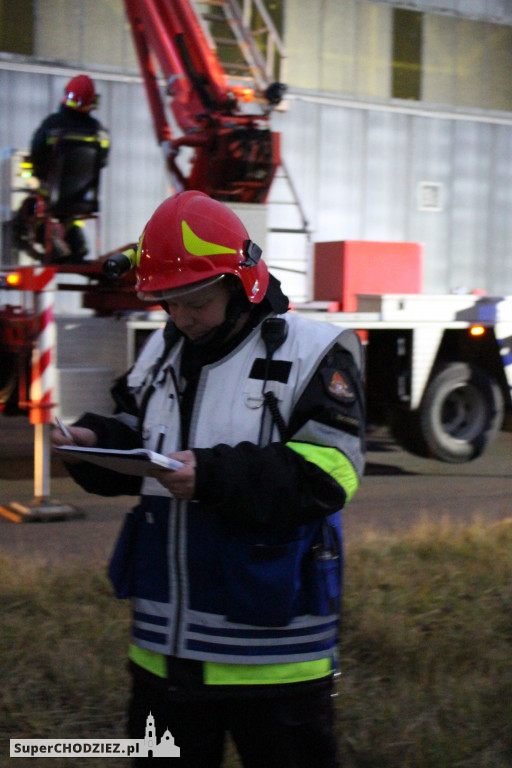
[{"x1": 417, "y1": 363, "x2": 504, "y2": 463}]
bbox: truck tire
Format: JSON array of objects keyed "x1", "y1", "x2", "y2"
[{"x1": 416, "y1": 363, "x2": 503, "y2": 463}]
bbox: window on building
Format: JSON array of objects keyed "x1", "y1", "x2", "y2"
[
  {"x1": 0, "y1": 0, "x2": 34, "y2": 55},
  {"x1": 392, "y1": 8, "x2": 422, "y2": 100}
]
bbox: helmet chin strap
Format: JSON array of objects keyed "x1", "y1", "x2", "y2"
[{"x1": 188, "y1": 290, "x2": 251, "y2": 348}]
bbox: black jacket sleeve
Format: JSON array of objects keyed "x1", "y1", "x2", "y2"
[
  {"x1": 194, "y1": 343, "x2": 365, "y2": 532},
  {"x1": 62, "y1": 412, "x2": 143, "y2": 497},
  {"x1": 195, "y1": 441, "x2": 346, "y2": 532}
]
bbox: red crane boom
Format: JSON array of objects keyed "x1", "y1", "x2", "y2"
[{"x1": 124, "y1": 0, "x2": 282, "y2": 203}]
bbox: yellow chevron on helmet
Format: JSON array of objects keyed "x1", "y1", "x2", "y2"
[{"x1": 181, "y1": 221, "x2": 236, "y2": 257}]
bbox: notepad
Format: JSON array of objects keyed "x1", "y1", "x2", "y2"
[{"x1": 56, "y1": 446, "x2": 184, "y2": 476}]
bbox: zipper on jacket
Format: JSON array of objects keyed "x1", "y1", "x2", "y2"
[
  {"x1": 165, "y1": 362, "x2": 187, "y2": 657},
  {"x1": 170, "y1": 500, "x2": 187, "y2": 656}
]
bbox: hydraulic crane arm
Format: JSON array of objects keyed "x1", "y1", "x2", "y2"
[{"x1": 123, "y1": 0, "x2": 283, "y2": 202}]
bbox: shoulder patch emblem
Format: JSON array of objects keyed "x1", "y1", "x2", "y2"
[{"x1": 323, "y1": 369, "x2": 356, "y2": 403}]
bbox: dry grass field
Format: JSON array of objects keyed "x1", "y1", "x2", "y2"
[{"x1": 1, "y1": 518, "x2": 511, "y2": 767}]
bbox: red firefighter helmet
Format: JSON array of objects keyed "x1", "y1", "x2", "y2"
[
  {"x1": 136, "y1": 191, "x2": 269, "y2": 303},
  {"x1": 62, "y1": 75, "x2": 98, "y2": 112}
]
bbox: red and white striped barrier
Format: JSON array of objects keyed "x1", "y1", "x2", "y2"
[
  {"x1": 0, "y1": 266, "x2": 84, "y2": 522},
  {"x1": 28, "y1": 267, "x2": 57, "y2": 425}
]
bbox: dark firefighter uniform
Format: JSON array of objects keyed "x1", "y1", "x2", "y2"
[
  {"x1": 64, "y1": 273, "x2": 365, "y2": 767},
  {"x1": 29, "y1": 102, "x2": 109, "y2": 260},
  {"x1": 59, "y1": 188, "x2": 365, "y2": 767}
]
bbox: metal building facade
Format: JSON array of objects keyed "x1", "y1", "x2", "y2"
[
  {"x1": 272, "y1": 96, "x2": 512, "y2": 297},
  {"x1": 1, "y1": 0, "x2": 512, "y2": 303}
]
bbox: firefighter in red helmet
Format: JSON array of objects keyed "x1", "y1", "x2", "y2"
[
  {"x1": 27, "y1": 74, "x2": 110, "y2": 261},
  {"x1": 61, "y1": 74, "x2": 99, "y2": 112},
  {"x1": 53, "y1": 191, "x2": 366, "y2": 768},
  {"x1": 137, "y1": 190, "x2": 269, "y2": 305}
]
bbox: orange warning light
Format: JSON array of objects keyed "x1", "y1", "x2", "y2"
[
  {"x1": 232, "y1": 86, "x2": 255, "y2": 103},
  {"x1": 1, "y1": 271, "x2": 23, "y2": 288}
]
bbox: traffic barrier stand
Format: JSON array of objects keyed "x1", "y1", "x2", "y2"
[{"x1": 0, "y1": 266, "x2": 85, "y2": 522}]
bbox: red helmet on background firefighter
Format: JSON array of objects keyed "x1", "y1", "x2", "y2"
[
  {"x1": 62, "y1": 75, "x2": 99, "y2": 112},
  {"x1": 135, "y1": 191, "x2": 269, "y2": 304}
]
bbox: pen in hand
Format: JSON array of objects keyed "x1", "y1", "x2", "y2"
[{"x1": 55, "y1": 416, "x2": 75, "y2": 444}]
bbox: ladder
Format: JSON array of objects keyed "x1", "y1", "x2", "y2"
[{"x1": 193, "y1": 0, "x2": 286, "y2": 95}]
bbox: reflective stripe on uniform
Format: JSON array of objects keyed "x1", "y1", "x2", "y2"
[
  {"x1": 47, "y1": 133, "x2": 102, "y2": 144},
  {"x1": 287, "y1": 441, "x2": 360, "y2": 502},
  {"x1": 291, "y1": 420, "x2": 365, "y2": 481},
  {"x1": 128, "y1": 643, "x2": 333, "y2": 685},
  {"x1": 203, "y1": 656, "x2": 333, "y2": 685},
  {"x1": 129, "y1": 644, "x2": 167, "y2": 678}
]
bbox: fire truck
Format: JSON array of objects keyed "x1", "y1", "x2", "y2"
[{"x1": 1, "y1": 0, "x2": 512, "y2": 468}]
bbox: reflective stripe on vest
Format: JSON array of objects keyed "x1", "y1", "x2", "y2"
[{"x1": 129, "y1": 643, "x2": 333, "y2": 685}]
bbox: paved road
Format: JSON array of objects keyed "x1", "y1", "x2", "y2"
[
  {"x1": 346, "y1": 427, "x2": 512, "y2": 537},
  {"x1": 1, "y1": 417, "x2": 511, "y2": 564}
]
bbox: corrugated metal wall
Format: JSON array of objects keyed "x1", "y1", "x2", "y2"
[
  {"x1": 2, "y1": 64, "x2": 512, "y2": 301},
  {"x1": 2, "y1": 0, "x2": 512, "y2": 304},
  {"x1": 273, "y1": 97, "x2": 512, "y2": 296},
  {"x1": 269, "y1": 0, "x2": 512, "y2": 299}
]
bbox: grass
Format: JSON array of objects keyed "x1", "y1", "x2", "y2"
[
  {"x1": 338, "y1": 519, "x2": 512, "y2": 767},
  {"x1": 1, "y1": 519, "x2": 512, "y2": 767}
]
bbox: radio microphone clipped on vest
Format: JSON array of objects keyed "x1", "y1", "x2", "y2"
[
  {"x1": 261, "y1": 317, "x2": 288, "y2": 362},
  {"x1": 258, "y1": 317, "x2": 289, "y2": 445}
]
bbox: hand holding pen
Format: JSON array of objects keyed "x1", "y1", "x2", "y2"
[
  {"x1": 55, "y1": 416, "x2": 76, "y2": 444},
  {"x1": 52, "y1": 418, "x2": 98, "y2": 450}
]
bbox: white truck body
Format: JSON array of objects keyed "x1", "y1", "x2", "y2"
[{"x1": 119, "y1": 291, "x2": 512, "y2": 463}]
